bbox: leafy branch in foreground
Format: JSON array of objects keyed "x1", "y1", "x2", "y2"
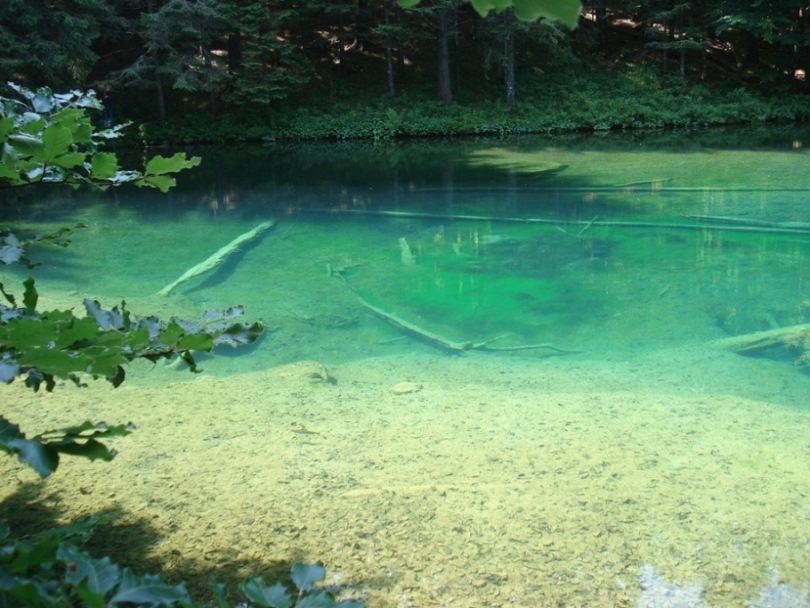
[
  {"x1": 0, "y1": 276, "x2": 264, "y2": 477},
  {"x1": 0, "y1": 419, "x2": 133, "y2": 480},
  {"x1": 0, "y1": 224, "x2": 85, "y2": 267},
  {"x1": 1, "y1": 81, "x2": 263, "y2": 477},
  {"x1": 0, "y1": 82, "x2": 200, "y2": 192},
  {"x1": 0, "y1": 277, "x2": 264, "y2": 391}
]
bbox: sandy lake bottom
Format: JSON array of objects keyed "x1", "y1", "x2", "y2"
[{"x1": 3, "y1": 340, "x2": 810, "y2": 607}]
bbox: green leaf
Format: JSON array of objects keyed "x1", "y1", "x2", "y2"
[
  {"x1": 144, "y1": 152, "x2": 201, "y2": 175},
  {"x1": 22, "y1": 276, "x2": 37, "y2": 314},
  {"x1": 291, "y1": 563, "x2": 325, "y2": 592},
  {"x1": 7, "y1": 133, "x2": 43, "y2": 158},
  {"x1": 40, "y1": 125, "x2": 72, "y2": 163},
  {"x1": 2, "y1": 434, "x2": 59, "y2": 478},
  {"x1": 52, "y1": 152, "x2": 85, "y2": 170},
  {"x1": 90, "y1": 153, "x2": 117, "y2": 180},
  {"x1": 297, "y1": 592, "x2": 339, "y2": 608},
  {"x1": 0, "y1": 117, "x2": 14, "y2": 142},
  {"x1": 242, "y1": 578, "x2": 292, "y2": 608},
  {"x1": 110, "y1": 569, "x2": 191, "y2": 604},
  {"x1": 518, "y1": 0, "x2": 580, "y2": 24},
  {"x1": 401, "y1": 0, "x2": 580, "y2": 26},
  {"x1": 59, "y1": 548, "x2": 111, "y2": 591},
  {"x1": 176, "y1": 333, "x2": 214, "y2": 351},
  {"x1": 58, "y1": 543, "x2": 121, "y2": 597},
  {"x1": 139, "y1": 175, "x2": 176, "y2": 192},
  {"x1": 6, "y1": 532, "x2": 61, "y2": 574}
]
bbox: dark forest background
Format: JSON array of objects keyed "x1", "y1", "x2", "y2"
[{"x1": 3, "y1": 1, "x2": 809, "y2": 141}]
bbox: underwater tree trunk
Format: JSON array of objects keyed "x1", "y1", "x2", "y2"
[
  {"x1": 157, "y1": 220, "x2": 275, "y2": 296},
  {"x1": 714, "y1": 323, "x2": 810, "y2": 354}
]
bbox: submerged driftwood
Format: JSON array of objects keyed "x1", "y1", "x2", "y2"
[
  {"x1": 300, "y1": 208, "x2": 810, "y2": 236},
  {"x1": 336, "y1": 274, "x2": 568, "y2": 355},
  {"x1": 715, "y1": 323, "x2": 810, "y2": 354},
  {"x1": 157, "y1": 220, "x2": 275, "y2": 296}
]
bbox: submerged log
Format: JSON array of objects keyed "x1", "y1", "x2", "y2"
[
  {"x1": 338, "y1": 275, "x2": 569, "y2": 355},
  {"x1": 715, "y1": 323, "x2": 810, "y2": 354},
  {"x1": 301, "y1": 208, "x2": 810, "y2": 236},
  {"x1": 157, "y1": 220, "x2": 275, "y2": 296}
]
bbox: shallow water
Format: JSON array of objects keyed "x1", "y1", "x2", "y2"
[{"x1": 2, "y1": 128, "x2": 810, "y2": 606}]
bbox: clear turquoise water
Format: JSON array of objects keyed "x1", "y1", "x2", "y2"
[
  {"x1": 3, "y1": 128, "x2": 810, "y2": 605},
  {"x1": 4, "y1": 128, "x2": 810, "y2": 376}
]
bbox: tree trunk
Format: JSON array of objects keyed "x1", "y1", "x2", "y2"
[
  {"x1": 154, "y1": 71, "x2": 166, "y2": 122},
  {"x1": 228, "y1": 30, "x2": 242, "y2": 70},
  {"x1": 385, "y1": 1, "x2": 395, "y2": 97},
  {"x1": 504, "y1": 11, "x2": 516, "y2": 110},
  {"x1": 201, "y1": 43, "x2": 217, "y2": 114},
  {"x1": 146, "y1": 0, "x2": 166, "y2": 122},
  {"x1": 437, "y1": 7, "x2": 453, "y2": 106}
]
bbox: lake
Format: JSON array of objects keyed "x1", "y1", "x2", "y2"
[{"x1": 2, "y1": 127, "x2": 810, "y2": 606}]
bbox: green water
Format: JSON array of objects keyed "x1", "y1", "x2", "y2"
[
  {"x1": 4, "y1": 127, "x2": 810, "y2": 374},
  {"x1": 3, "y1": 128, "x2": 810, "y2": 605}
]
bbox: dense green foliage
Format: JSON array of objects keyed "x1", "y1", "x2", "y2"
[{"x1": 1, "y1": 0, "x2": 807, "y2": 141}]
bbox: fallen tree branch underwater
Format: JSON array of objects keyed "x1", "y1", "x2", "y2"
[
  {"x1": 299, "y1": 209, "x2": 810, "y2": 236},
  {"x1": 157, "y1": 220, "x2": 275, "y2": 296},
  {"x1": 714, "y1": 323, "x2": 810, "y2": 354},
  {"x1": 333, "y1": 272, "x2": 570, "y2": 355}
]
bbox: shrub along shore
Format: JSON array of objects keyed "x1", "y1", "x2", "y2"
[{"x1": 139, "y1": 68, "x2": 810, "y2": 146}]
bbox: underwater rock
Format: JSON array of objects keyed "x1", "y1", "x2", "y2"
[
  {"x1": 275, "y1": 360, "x2": 335, "y2": 384},
  {"x1": 390, "y1": 381, "x2": 423, "y2": 395}
]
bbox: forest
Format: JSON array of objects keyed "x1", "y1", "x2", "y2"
[{"x1": 2, "y1": 0, "x2": 810, "y2": 142}]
